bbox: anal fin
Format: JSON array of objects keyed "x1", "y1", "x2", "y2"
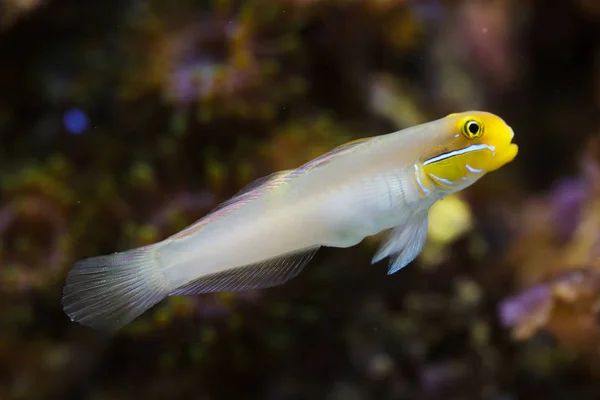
[{"x1": 170, "y1": 247, "x2": 320, "y2": 295}]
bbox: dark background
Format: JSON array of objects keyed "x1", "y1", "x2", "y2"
[{"x1": 1, "y1": 0, "x2": 599, "y2": 399}]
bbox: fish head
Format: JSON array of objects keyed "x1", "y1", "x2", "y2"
[{"x1": 420, "y1": 111, "x2": 518, "y2": 193}]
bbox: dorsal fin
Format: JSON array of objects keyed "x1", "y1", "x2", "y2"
[
  {"x1": 169, "y1": 137, "x2": 373, "y2": 240},
  {"x1": 295, "y1": 137, "x2": 373, "y2": 173},
  {"x1": 169, "y1": 170, "x2": 295, "y2": 239},
  {"x1": 213, "y1": 169, "x2": 295, "y2": 213}
]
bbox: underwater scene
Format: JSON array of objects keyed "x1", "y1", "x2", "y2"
[{"x1": 0, "y1": 0, "x2": 599, "y2": 399}]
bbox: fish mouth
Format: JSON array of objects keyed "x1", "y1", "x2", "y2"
[
  {"x1": 506, "y1": 142, "x2": 518, "y2": 161},
  {"x1": 487, "y1": 127, "x2": 518, "y2": 172},
  {"x1": 491, "y1": 143, "x2": 518, "y2": 171},
  {"x1": 504, "y1": 127, "x2": 518, "y2": 162}
]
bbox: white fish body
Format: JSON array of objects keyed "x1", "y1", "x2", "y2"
[
  {"x1": 161, "y1": 133, "x2": 433, "y2": 287},
  {"x1": 62, "y1": 111, "x2": 518, "y2": 331}
]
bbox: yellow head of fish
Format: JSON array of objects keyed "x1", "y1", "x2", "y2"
[{"x1": 419, "y1": 111, "x2": 518, "y2": 193}]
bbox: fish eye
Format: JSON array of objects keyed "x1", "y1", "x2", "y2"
[{"x1": 461, "y1": 119, "x2": 483, "y2": 139}]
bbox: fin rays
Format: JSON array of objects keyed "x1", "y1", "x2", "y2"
[
  {"x1": 169, "y1": 137, "x2": 374, "y2": 240},
  {"x1": 170, "y1": 247, "x2": 320, "y2": 295},
  {"x1": 62, "y1": 244, "x2": 169, "y2": 331},
  {"x1": 372, "y1": 214, "x2": 429, "y2": 274}
]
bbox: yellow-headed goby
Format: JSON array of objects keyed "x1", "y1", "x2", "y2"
[{"x1": 62, "y1": 111, "x2": 518, "y2": 331}]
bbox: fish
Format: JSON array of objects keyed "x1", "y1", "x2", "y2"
[{"x1": 62, "y1": 111, "x2": 518, "y2": 331}]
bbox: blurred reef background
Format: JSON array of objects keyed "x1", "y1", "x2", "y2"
[{"x1": 0, "y1": 0, "x2": 600, "y2": 399}]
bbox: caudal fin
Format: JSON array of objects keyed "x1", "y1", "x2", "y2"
[{"x1": 62, "y1": 244, "x2": 169, "y2": 331}]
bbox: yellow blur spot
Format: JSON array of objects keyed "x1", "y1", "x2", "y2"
[
  {"x1": 427, "y1": 194, "x2": 473, "y2": 244},
  {"x1": 420, "y1": 194, "x2": 473, "y2": 267}
]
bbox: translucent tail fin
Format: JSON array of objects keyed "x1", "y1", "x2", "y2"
[{"x1": 62, "y1": 244, "x2": 169, "y2": 331}]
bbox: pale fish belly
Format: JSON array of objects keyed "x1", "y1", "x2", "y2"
[{"x1": 316, "y1": 171, "x2": 418, "y2": 248}]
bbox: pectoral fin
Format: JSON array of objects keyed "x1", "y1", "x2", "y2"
[{"x1": 372, "y1": 214, "x2": 429, "y2": 274}]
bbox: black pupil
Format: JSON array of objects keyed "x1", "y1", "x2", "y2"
[{"x1": 468, "y1": 122, "x2": 479, "y2": 134}]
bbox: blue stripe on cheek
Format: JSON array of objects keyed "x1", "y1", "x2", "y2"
[
  {"x1": 423, "y1": 143, "x2": 496, "y2": 165},
  {"x1": 414, "y1": 164, "x2": 430, "y2": 195},
  {"x1": 465, "y1": 164, "x2": 484, "y2": 174},
  {"x1": 428, "y1": 173, "x2": 457, "y2": 186}
]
